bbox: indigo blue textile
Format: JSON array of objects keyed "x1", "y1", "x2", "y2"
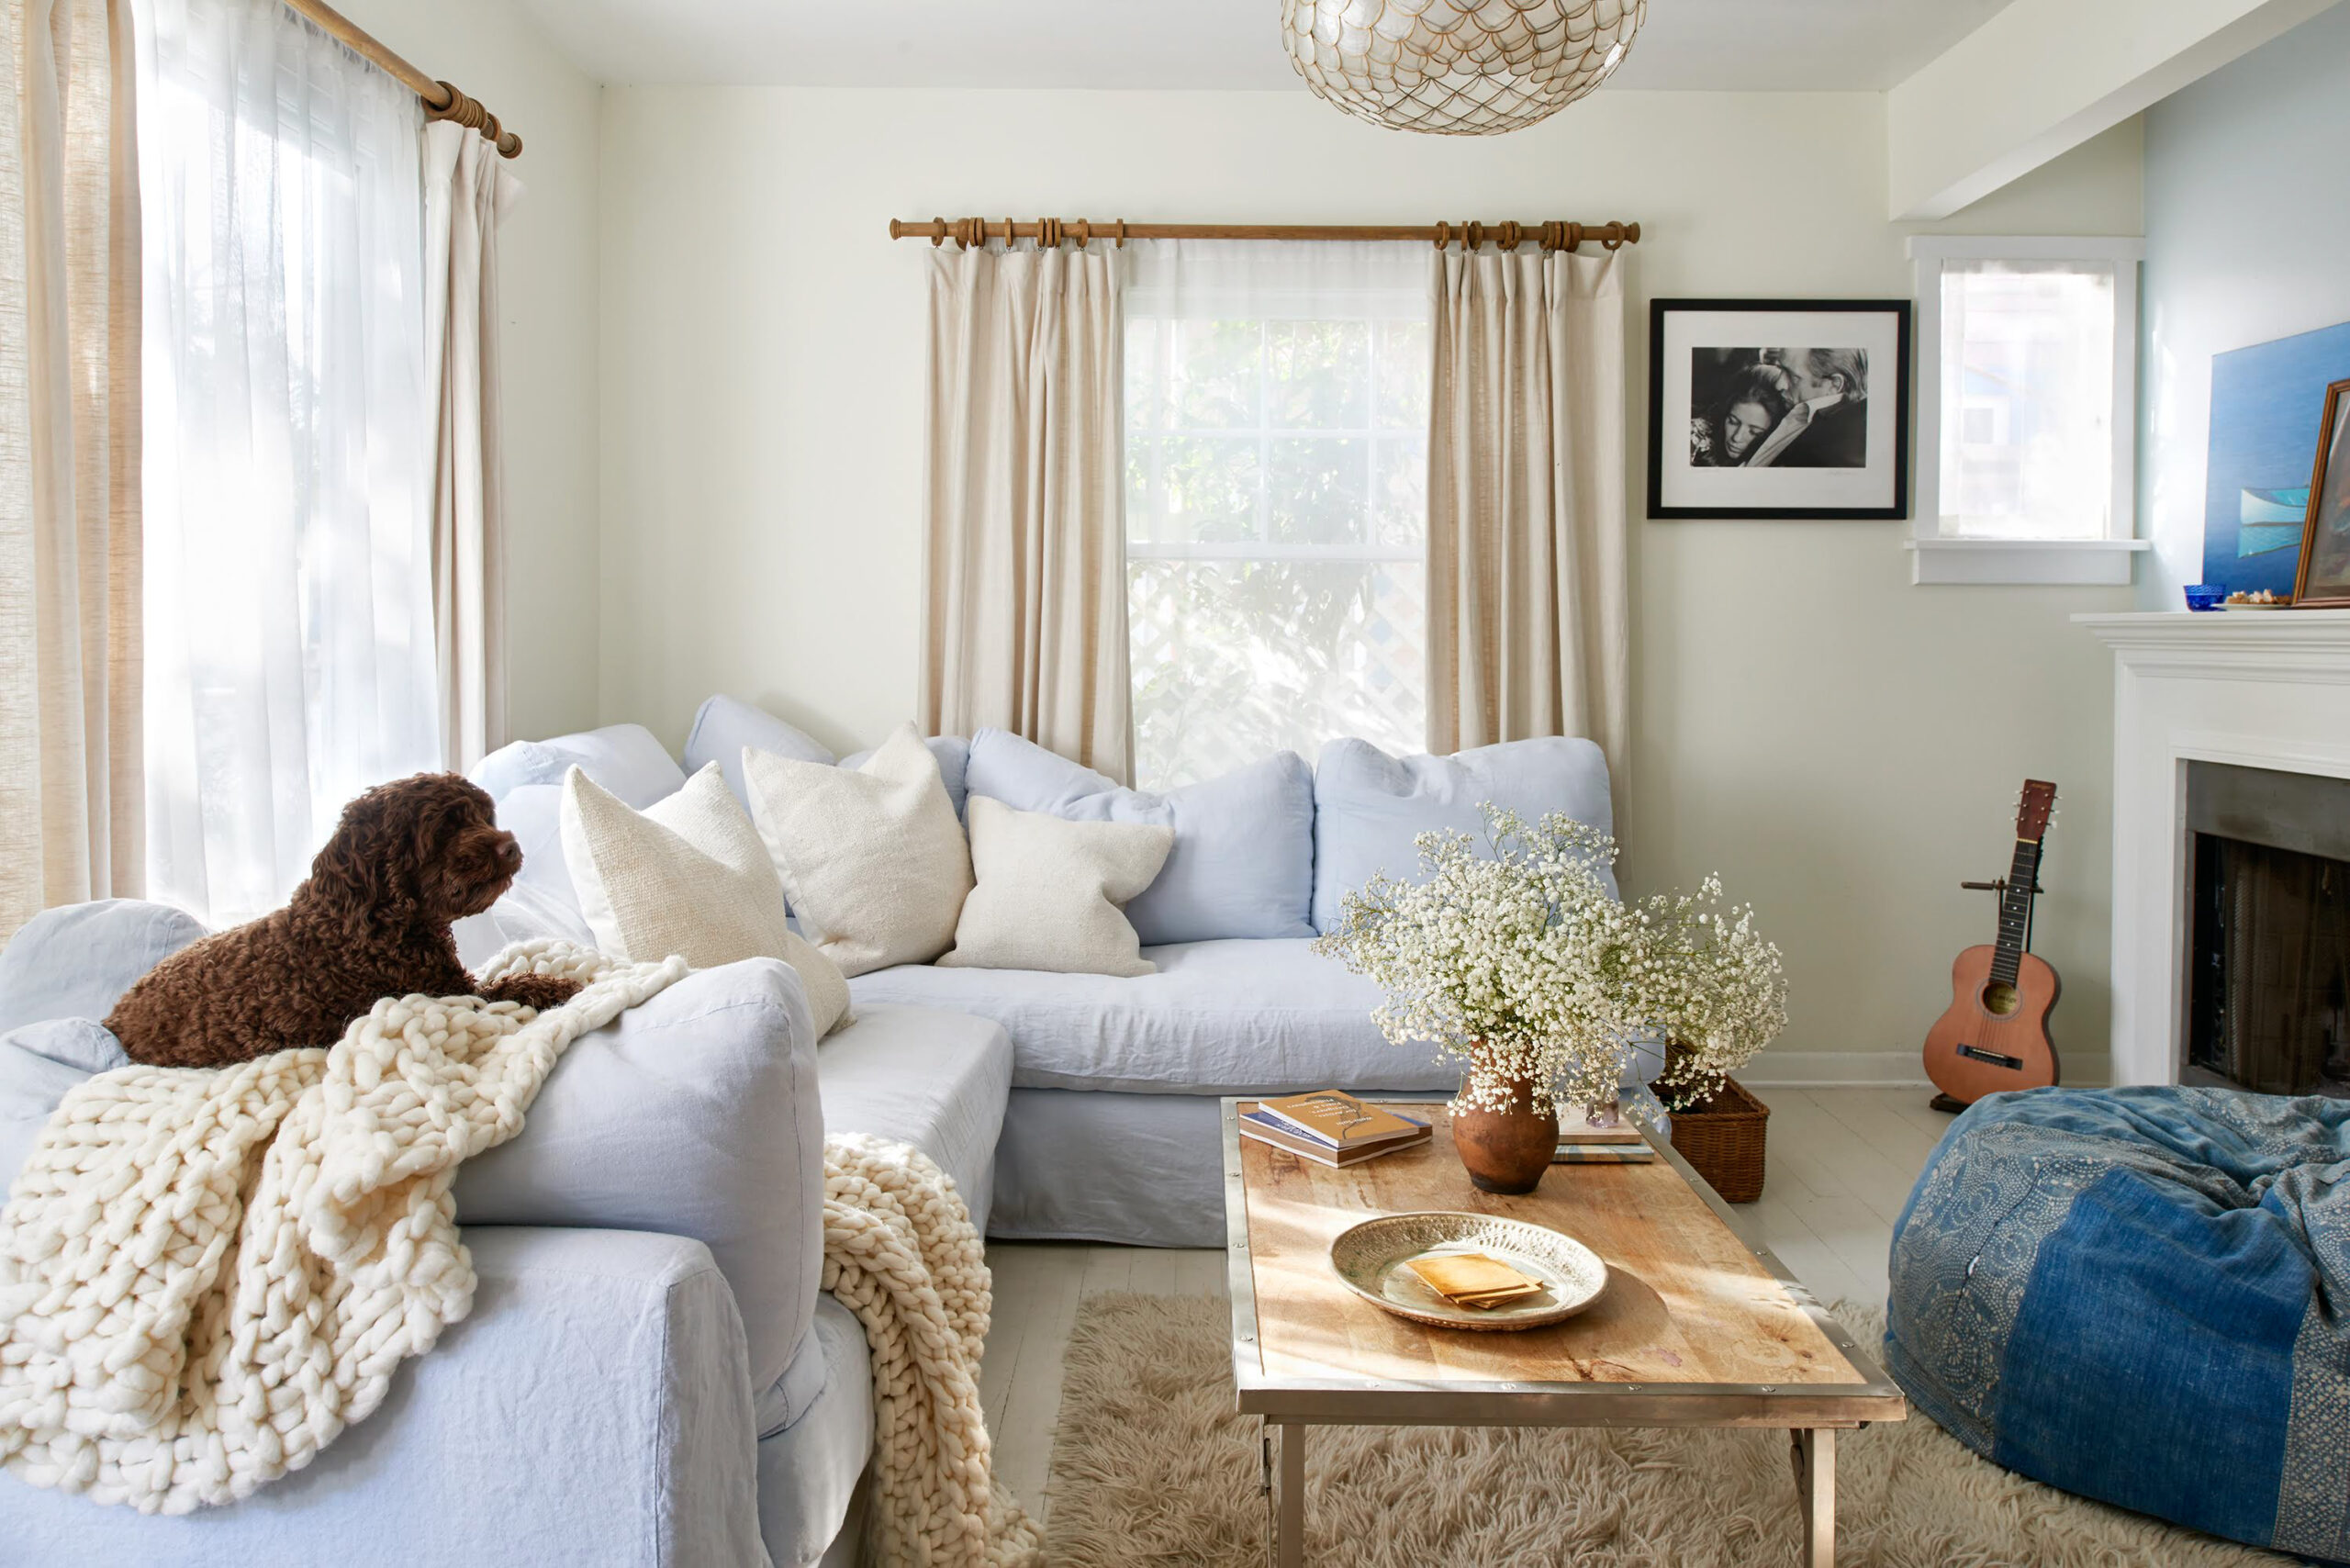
[{"x1": 1886, "y1": 1086, "x2": 2350, "y2": 1562}]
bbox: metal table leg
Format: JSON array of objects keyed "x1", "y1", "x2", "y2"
[
  {"x1": 1274, "y1": 1421, "x2": 1305, "y2": 1567},
  {"x1": 1791, "y1": 1428, "x2": 1835, "y2": 1568}
]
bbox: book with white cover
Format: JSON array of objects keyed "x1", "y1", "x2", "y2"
[{"x1": 1556, "y1": 1105, "x2": 1645, "y2": 1145}]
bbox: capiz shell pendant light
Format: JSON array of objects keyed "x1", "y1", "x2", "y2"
[{"x1": 1282, "y1": 0, "x2": 1646, "y2": 135}]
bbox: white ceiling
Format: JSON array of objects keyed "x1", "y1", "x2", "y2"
[{"x1": 514, "y1": 0, "x2": 2014, "y2": 93}]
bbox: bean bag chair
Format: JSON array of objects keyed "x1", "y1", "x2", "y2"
[{"x1": 1886, "y1": 1086, "x2": 2350, "y2": 1564}]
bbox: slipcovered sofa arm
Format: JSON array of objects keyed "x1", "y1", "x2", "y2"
[{"x1": 0, "y1": 1226, "x2": 768, "y2": 1568}]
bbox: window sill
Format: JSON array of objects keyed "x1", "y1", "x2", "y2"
[{"x1": 1907, "y1": 537, "x2": 2148, "y2": 587}]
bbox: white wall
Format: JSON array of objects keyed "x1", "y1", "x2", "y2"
[
  {"x1": 2140, "y1": 3, "x2": 2350, "y2": 608},
  {"x1": 335, "y1": 0, "x2": 604, "y2": 742},
  {"x1": 597, "y1": 87, "x2": 2143, "y2": 1080}
]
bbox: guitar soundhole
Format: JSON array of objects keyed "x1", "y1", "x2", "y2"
[{"x1": 1979, "y1": 981, "x2": 2020, "y2": 1018}]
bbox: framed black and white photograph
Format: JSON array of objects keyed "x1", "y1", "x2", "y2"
[{"x1": 1647, "y1": 298, "x2": 1912, "y2": 521}]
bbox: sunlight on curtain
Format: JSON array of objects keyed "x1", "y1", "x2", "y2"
[
  {"x1": 136, "y1": 0, "x2": 436, "y2": 925},
  {"x1": 1124, "y1": 241, "x2": 1428, "y2": 790}
]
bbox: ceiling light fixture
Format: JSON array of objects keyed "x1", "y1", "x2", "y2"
[{"x1": 1282, "y1": 0, "x2": 1646, "y2": 136}]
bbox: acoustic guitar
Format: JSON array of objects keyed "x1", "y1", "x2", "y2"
[{"x1": 1924, "y1": 780, "x2": 2061, "y2": 1110}]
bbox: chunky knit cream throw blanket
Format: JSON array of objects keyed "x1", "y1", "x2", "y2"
[
  {"x1": 823, "y1": 1134, "x2": 1039, "y2": 1567},
  {"x1": 0, "y1": 940, "x2": 683, "y2": 1514}
]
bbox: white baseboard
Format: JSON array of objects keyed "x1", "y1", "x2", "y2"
[{"x1": 1740, "y1": 1052, "x2": 2112, "y2": 1089}]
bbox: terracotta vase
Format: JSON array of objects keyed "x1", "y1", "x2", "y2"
[{"x1": 1451, "y1": 1074, "x2": 1558, "y2": 1195}]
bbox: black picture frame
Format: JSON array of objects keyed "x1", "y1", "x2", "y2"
[{"x1": 1647, "y1": 297, "x2": 1913, "y2": 521}]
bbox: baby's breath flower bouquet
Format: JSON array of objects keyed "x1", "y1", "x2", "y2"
[
  {"x1": 1621, "y1": 876, "x2": 1789, "y2": 1114},
  {"x1": 1313, "y1": 803, "x2": 1786, "y2": 1123}
]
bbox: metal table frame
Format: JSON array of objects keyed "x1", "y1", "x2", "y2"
[{"x1": 1220, "y1": 1097, "x2": 1906, "y2": 1567}]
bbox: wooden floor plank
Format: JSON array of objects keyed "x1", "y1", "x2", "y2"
[
  {"x1": 1762, "y1": 1092, "x2": 1918, "y2": 1228},
  {"x1": 979, "y1": 1246, "x2": 1040, "y2": 1430},
  {"x1": 1079, "y1": 1245, "x2": 1135, "y2": 1298},
  {"x1": 1813, "y1": 1089, "x2": 1946, "y2": 1176},
  {"x1": 1128, "y1": 1248, "x2": 1180, "y2": 1297},
  {"x1": 1173, "y1": 1248, "x2": 1228, "y2": 1297},
  {"x1": 991, "y1": 1243, "x2": 1087, "y2": 1521}
]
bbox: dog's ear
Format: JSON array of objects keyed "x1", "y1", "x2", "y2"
[{"x1": 304, "y1": 783, "x2": 424, "y2": 940}]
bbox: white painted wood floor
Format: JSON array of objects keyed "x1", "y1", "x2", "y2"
[{"x1": 980, "y1": 1086, "x2": 1950, "y2": 1527}]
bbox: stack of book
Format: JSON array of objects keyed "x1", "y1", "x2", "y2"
[
  {"x1": 1240, "y1": 1092, "x2": 1432, "y2": 1168},
  {"x1": 1553, "y1": 1104, "x2": 1655, "y2": 1164}
]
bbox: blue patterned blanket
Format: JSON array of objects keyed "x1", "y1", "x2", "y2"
[{"x1": 1887, "y1": 1087, "x2": 2350, "y2": 1563}]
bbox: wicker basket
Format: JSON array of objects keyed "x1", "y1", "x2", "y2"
[{"x1": 1661, "y1": 1077, "x2": 1770, "y2": 1204}]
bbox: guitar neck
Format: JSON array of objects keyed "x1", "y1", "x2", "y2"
[{"x1": 1989, "y1": 837, "x2": 2044, "y2": 984}]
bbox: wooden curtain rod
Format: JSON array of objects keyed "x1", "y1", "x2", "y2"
[
  {"x1": 889, "y1": 218, "x2": 1642, "y2": 252},
  {"x1": 281, "y1": 0, "x2": 522, "y2": 157}
]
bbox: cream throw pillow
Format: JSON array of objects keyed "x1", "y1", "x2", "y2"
[
  {"x1": 560, "y1": 763, "x2": 852, "y2": 1036},
  {"x1": 742, "y1": 722, "x2": 974, "y2": 977},
  {"x1": 942, "y1": 796, "x2": 1174, "y2": 977}
]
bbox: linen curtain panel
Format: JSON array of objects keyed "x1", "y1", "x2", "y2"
[
  {"x1": 0, "y1": 0, "x2": 140, "y2": 941},
  {"x1": 138, "y1": 0, "x2": 439, "y2": 926},
  {"x1": 921, "y1": 243, "x2": 1130, "y2": 780},
  {"x1": 424, "y1": 118, "x2": 520, "y2": 773},
  {"x1": 1426, "y1": 246, "x2": 1628, "y2": 788}
]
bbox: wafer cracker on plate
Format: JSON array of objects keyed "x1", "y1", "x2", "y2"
[{"x1": 1405, "y1": 1252, "x2": 1538, "y2": 1300}]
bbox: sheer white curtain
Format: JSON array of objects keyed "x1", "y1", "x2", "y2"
[
  {"x1": 1123, "y1": 239, "x2": 1429, "y2": 789},
  {"x1": 137, "y1": 0, "x2": 438, "y2": 925}
]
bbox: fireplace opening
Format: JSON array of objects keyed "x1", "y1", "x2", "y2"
[{"x1": 2184, "y1": 763, "x2": 2350, "y2": 1096}]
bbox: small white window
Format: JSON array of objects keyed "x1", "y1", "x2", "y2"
[{"x1": 1907, "y1": 237, "x2": 2147, "y2": 585}]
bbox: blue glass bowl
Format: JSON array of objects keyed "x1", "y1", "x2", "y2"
[{"x1": 2183, "y1": 584, "x2": 2226, "y2": 612}]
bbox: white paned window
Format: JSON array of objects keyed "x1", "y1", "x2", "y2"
[
  {"x1": 1908, "y1": 237, "x2": 2147, "y2": 586},
  {"x1": 1124, "y1": 241, "x2": 1429, "y2": 790}
]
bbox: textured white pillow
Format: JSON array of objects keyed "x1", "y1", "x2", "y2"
[
  {"x1": 942, "y1": 796, "x2": 1174, "y2": 977},
  {"x1": 743, "y1": 722, "x2": 974, "y2": 978},
  {"x1": 560, "y1": 763, "x2": 851, "y2": 1036}
]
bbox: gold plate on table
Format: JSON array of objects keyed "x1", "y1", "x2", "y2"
[{"x1": 1328, "y1": 1212, "x2": 1608, "y2": 1332}]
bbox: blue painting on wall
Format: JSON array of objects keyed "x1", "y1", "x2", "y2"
[{"x1": 2204, "y1": 320, "x2": 2350, "y2": 594}]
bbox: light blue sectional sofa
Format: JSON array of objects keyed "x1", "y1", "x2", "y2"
[
  {"x1": 0, "y1": 901, "x2": 999, "y2": 1567},
  {"x1": 0, "y1": 697, "x2": 1621, "y2": 1565}
]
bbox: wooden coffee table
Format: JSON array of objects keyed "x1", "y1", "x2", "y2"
[{"x1": 1222, "y1": 1098, "x2": 1905, "y2": 1567}]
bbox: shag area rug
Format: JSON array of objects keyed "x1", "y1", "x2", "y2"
[{"x1": 1045, "y1": 1293, "x2": 2295, "y2": 1568}]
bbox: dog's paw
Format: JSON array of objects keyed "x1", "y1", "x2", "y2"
[{"x1": 484, "y1": 973, "x2": 586, "y2": 1014}]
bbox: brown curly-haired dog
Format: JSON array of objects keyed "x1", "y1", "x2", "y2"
[{"x1": 106, "y1": 773, "x2": 583, "y2": 1069}]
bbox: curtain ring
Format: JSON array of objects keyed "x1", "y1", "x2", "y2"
[
  {"x1": 1464, "y1": 220, "x2": 1485, "y2": 252},
  {"x1": 929, "y1": 217, "x2": 947, "y2": 247},
  {"x1": 1498, "y1": 220, "x2": 1522, "y2": 252},
  {"x1": 1600, "y1": 221, "x2": 1625, "y2": 251},
  {"x1": 1114, "y1": 218, "x2": 1128, "y2": 248},
  {"x1": 1432, "y1": 220, "x2": 1449, "y2": 251},
  {"x1": 1039, "y1": 217, "x2": 1064, "y2": 249},
  {"x1": 1072, "y1": 218, "x2": 1091, "y2": 249},
  {"x1": 428, "y1": 80, "x2": 485, "y2": 130}
]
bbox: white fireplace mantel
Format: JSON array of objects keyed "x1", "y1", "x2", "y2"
[{"x1": 2076, "y1": 610, "x2": 2350, "y2": 1085}]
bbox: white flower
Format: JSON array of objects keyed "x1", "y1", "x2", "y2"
[{"x1": 1311, "y1": 803, "x2": 1787, "y2": 1115}]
